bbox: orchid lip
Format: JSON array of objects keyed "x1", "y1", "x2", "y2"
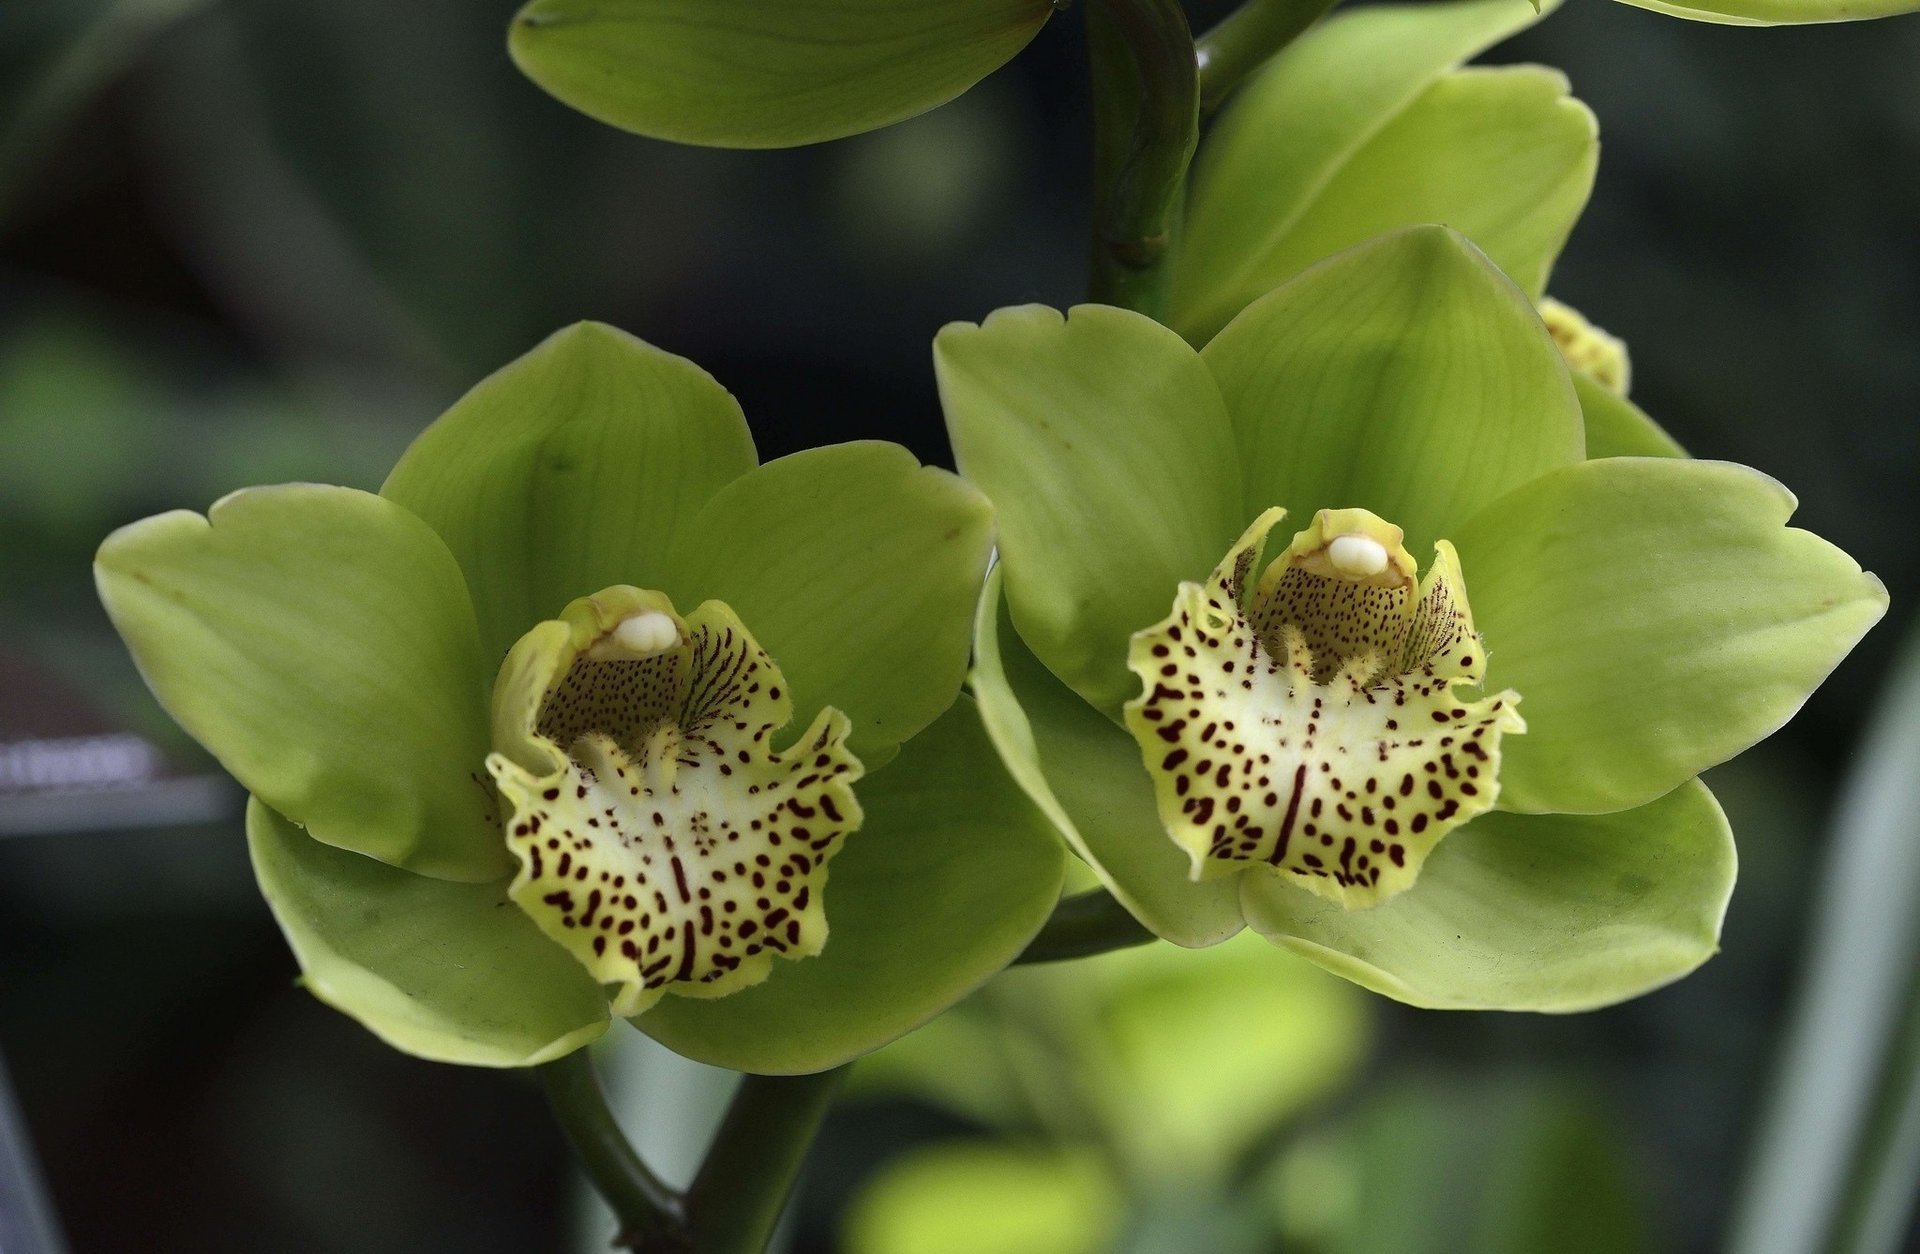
[
  {"x1": 1124, "y1": 507, "x2": 1524, "y2": 910},
  {"x1": 487, "y1": 586, "x2": 864, "y2": 1017}
]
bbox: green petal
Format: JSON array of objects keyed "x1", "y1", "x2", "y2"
[
  {"x1": 1180, "y1": 66, "x2": 1594, "y2": 344},
  {"x1": 637, "y1": 696, "x2": 1066, "y2": 1074},
  {"x1": 661, "y1": 441, "x2": 992, "y2": 768},
  {"x1": 1202, "y1": 227, "x2": 1585, "y2": 559},
  {"x1": 1575, "y1": 374, "x2": 1687, "y2": 460},
  {"x1": 937, "y1": 304, "x2": 1245, "y2": 715},
  {"x1": 248, "y1": 799, "x2": 610, "y2": 1066},
  {"x1": 1611, "y1": 0, "x2": 1918, "y2": 24},
  {"x1": 971, "y1": 568, "x2": 1244, "y2": 948},
  {"x1": 95, "y1": 485, "x2": 505, "y2": 881},
  {"x1": 1452, "y1": 458, "x2": 1887, "y2": 815},
  {"x1": 382, "y1": 322, "x2": 757, "y2": 664},
  {"x1": 1242, "y1": 779, "x2": 1736, "y2": 1010},
  {"x1": 508, "y1": 0, "x2": 1052, "y2": 149},
  {"x1": 1175, "y1": 0, "x2": 1554, "y2": 344}
]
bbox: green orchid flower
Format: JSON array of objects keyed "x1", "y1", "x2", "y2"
[
  {"x1": 95, "y1": 322, "x2": 1064, "y2": 1072},
  {"x1": 1175, "y1": 0, "x2": 1691, "y2": 467},
  {"x1": 937, "y1": 226, "x2": 1886, "y2": 1010},
  {"x1": 1176, "y1": 0, "x2": 1589, "y2": 349}
]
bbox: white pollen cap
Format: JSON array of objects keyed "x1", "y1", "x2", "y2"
[
  {"x1": 1327, "y1": 533, "x2": 1390, "y2": 578},
  {"x1": 612, "y1": 611, "x2": 680, "y2": 655}
]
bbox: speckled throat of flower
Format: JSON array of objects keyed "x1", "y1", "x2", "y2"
[
  {"x1": 1124, "y1": 508, "x2": 1524, "y2": 909},
  {"x1": 487, "y1": 586, "x2": 863, "y2": 1017}
]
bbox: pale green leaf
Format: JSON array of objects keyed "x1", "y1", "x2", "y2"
[
  {"x1": 970, "y1": 568, "x2": 1244, "y2": 948},
  {"x1": 1179, "y1": 65, "x2": 1595, "y2": 342},
  {"x1": 938, "y1": 304, "x2": 1245, "y2": 715},
  {"x1": 1202, "y1": 227, "x2": 1584, "y2": 560},
  {"x1": 661, "y1": 440, "x2": 992, "y2": 768},
  {"x1": 248, "y1": 799, "x2": 609, "y2": 1067},
  {"x1": 1452, "y1": 457, "x2": 1887, "y2": 814},
  {"x1": 95, "y1": 484, "x2": 505, "y2": 881},
  {"x1": 1730, "y1": 623, "x2": 1920, "y2": 1254},
  {"x1": 1243, "y1": 780, "x2": 1735, "y2": 1010},
  {"x1": 638, "y1": 696, "x2": 1066, "y2": 1074},
  {"x1": 508, "y1": 0, "x2": 1053, "y2": 148},
  {"x1": 1611, "y1": 0, "x2": 1919, "y2": 25},
  {"x1": 1176, "y1": 0, "x2": 1553, "y2": 343},
  {"x1": 382, "y1": 321, "x2": 757, "y2": 663}
]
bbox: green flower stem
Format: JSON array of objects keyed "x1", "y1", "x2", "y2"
[
  {"x1": 537, "y1": 1050, "x2": 689, "y2": 1250},
  {"x1": 1015, "y1": 889, "x2": 1156, "y2": 964},
  {"x1": 1085, "y1": 0, "x2": 1199, "y2": 318},
  {"x1": 684, "y1": 1067, "x2": 848, "y2": 1254},
  {"x1": 1194, "y1": 0, "x2": 1340, "y2": 113}
]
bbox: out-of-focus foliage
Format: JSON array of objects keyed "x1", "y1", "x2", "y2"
[
  {"x1": 849, "y1": 933, "x2": 1368, "y2": 1250},
  {"x1": 848, "y1": 937, "x2": 1659, "y2": 1254},
  {"x1": 1730, "y1": 618, "x2": 1920, "y2": 1254}
]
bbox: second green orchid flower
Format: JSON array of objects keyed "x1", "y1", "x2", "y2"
[
  {"x1": 938, "y1": 226, "x2": 1885, "y2": 1011},
  {"x1": 95, "y1": 322, "x2": 1065, "y2": 1073}
]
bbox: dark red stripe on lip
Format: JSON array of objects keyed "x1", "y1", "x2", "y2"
[{"x1": 1269, "y1": 763, "x2": 1308, "y2": 866}]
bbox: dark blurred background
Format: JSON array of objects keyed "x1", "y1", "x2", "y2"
[{"x1": 1, "y1": 0, "x2": 1915, "y2": 1250}]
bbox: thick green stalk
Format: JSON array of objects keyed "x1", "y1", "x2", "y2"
[
  {"x1": 1016, "y1": 888, "x2": 1155, "y2": 964},
  {"x1": 1085, "y1": 0, "x2": 1199, "y2": 318},
  {"x1": 1195, "y1": 0, "x2": 1340, "y2": 113},
  {"x1": 537, "y1": 1050, "x2": 689, "y2": 1250},
  {"x1": 683, "y1": 1068, "x2": 847, "y2": 1254}
]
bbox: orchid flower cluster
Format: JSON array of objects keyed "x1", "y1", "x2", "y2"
[{"x1": 93, "y1": 0, "x2": 1901, "y2": 1245}]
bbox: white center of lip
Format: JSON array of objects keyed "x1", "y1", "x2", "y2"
[
  {"x1": 1327, "y1": 534, "x2": 1389, "y2": 578},
  {"x1": 612, "y1": 611, "x2": 680, "y2": 655}
]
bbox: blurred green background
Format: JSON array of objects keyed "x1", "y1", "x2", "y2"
[{"x1": 1, "y1": 1, "x2": 1916, "y2": 1250}]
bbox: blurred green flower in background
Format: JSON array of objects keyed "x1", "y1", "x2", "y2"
[
  {"x1": 93, "y1": 321, "x2": 1065, "y2": 1072},
  {"x1": 940, "y1": 225, "x2": 1886, "y2": 1010}
]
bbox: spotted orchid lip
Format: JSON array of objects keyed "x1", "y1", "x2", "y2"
[
  {"x1": 487, "y1": 586, "x2": 863, "y2": 1017},
  {"x1": 1124, "y1": 507, "x2": 1524, "y2": 910}
]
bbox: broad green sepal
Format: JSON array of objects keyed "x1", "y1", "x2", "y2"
[
  {"x1": 1179, "y1": 64, "x2": 1594, "y2": 345},
  {"x1": 382, "y1": 321, "x2": 757, "y2": 664},
  {"x1": 507, "y1": 0, "x2": 1053, "y2": 148},
  {"x1": 1453, "y1": 458, "x2": 1888, "y2": 814},
  {"x1": 1575, "y1": 373, "x2": 1687, "y2": 460},
  {"x1": 1611, "y1": 0, "x2": 1919, "y2": 24},
  {"x1": 1175, "y1": 0, "x2": 1559, "y2": 344},
  {"x1": 1202, "y1": 227, "x2": 1585, "y2": 560},
  {"x1": 248, "y1": 800, "x2": 610, "y2": 1066},
  {"x1": 1242, "y1": 779, "x2": 1736, "y2": 1010},
  {"x1": 971, "y1": 567, "x2": 1245, "y2": 947},
  {"x1": 937, "y1": 304, "x2": 1245, "y2": 717},
  {"x1": 663, "y1": 441, "x2": 992, "y2": 768},
  {"x1": 638, "y1": 696, "x2": 1067, "y2": 1074},
  {"x1": 95, "y1": 484, "x2": 505, "y2": 882},
  {"x1": 487, "y1": 585, "x2": 864, "y2": 1017}
]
